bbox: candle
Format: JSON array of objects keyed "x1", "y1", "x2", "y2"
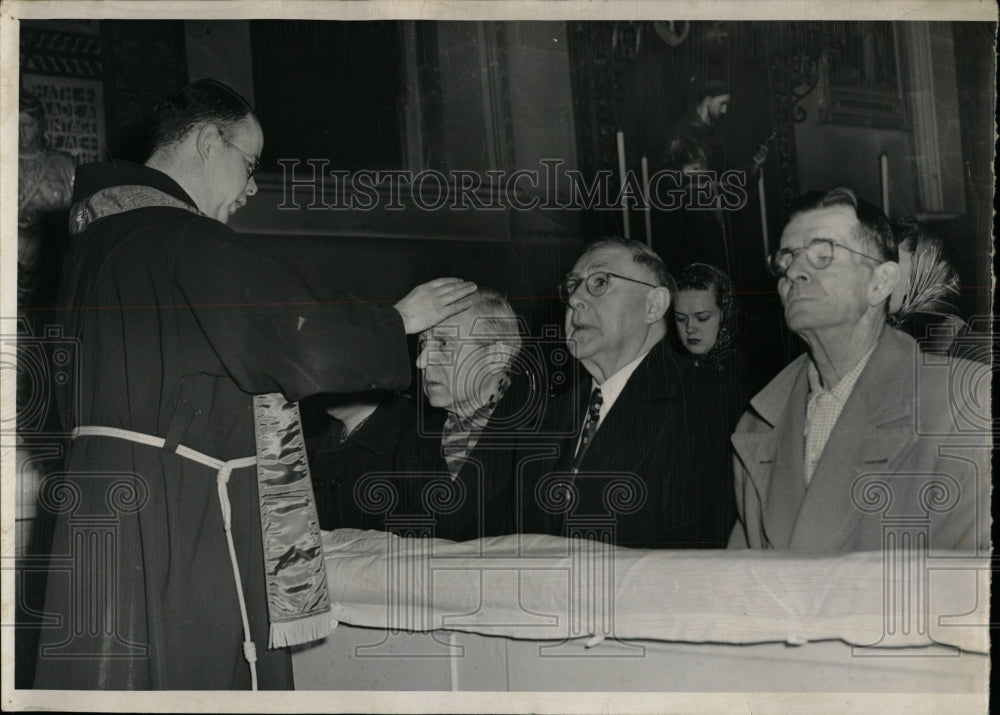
[
  {"x1": 879, "y1": 152, "x2": 890, "y2": 217},
  {"x1": 758, "y1": 171, "x2": 769, "y2": 263},
  {"x1": 641, "y1": 156, "x2": 652, "y2": 248},
  {"x1": 616, "y1": 130, "x2": 630, "y2": 238}
]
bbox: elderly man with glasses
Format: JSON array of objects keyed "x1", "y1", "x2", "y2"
[
  {"x1": 518, "y1": 236, "x2": 736, "y2": 549},
  {"x1": 729, "y1": 187, "x2": 990, "y2": 552},
  {"x1": 35, "y1": 79, "x2": 476, "y2": 691}
]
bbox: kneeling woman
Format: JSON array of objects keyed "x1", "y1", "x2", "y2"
[{"x1": 672, "y1": 263, "x2": 750, "y2": 542}]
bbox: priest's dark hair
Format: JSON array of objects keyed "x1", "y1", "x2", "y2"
[{"x1": 146, "y1": 79, "x2": 255, "y2": 159}]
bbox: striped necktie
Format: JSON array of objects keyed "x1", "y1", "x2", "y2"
[
  {"x1": 440, "y1": 403, "x2": 493, "y2": 479},
  {"x1": 441, "y1": 412, "x2": 471, "y2": 478},
  {"x1": 572, "y1": 387, "x2": 603, "y2": 472}
]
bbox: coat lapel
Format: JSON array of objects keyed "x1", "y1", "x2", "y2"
[
  {"x1": 731, "y1": 354, "x2": 810, "y2": 548},
  {"x1": 789, "y1": 328, "x2": 918, "y2": 549},
  {"x1": 761, "y1": 367, "x2": 808, "y2": 548},
  {"x1": 729, "y1": 428, "x2": 775, "y2": 547}
]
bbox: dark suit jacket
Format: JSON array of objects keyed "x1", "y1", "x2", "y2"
[
  {"x1": 310, "y1": 370, "x2": 537, "y2": 542},
  {"x1": 519, "y1": 339, "x2": 736, "y2": 549},
  {"x1": 308, "y1": 394, "x2": 415, "y2": 533}
]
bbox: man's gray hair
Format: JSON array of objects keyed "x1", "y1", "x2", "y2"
[
  {"x1": 468, "y1": 288, "x2": 523, "y2": 369},
  {"x1": 580, "y1": 236, "x2": 677, "y2": 297},
  {"x1": 789, "y1": 187, "x2": 898, "y2": 263}
]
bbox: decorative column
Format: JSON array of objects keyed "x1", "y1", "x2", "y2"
[
  {"x1": 535, "y1": 472, "x2": 646, "y2": 656},
  {"x1": 850, "y1": 472, "x2": 962, "y2": 655},
  {"x1": 37, "y1": 473, "x2": 149, "y2": 659},
  {"x1": 354, "y1": 474, "x2": 460, "y2": 657}
]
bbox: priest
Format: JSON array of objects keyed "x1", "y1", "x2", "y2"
[{"x1": 34, "y1": 79, "x2": 475, "y2": 690}]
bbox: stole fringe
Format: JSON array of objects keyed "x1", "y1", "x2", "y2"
[{"x1": 268, "y1": 610, "x2": 337, "y2": 649}]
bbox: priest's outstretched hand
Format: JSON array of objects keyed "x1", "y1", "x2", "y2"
[{"x1": 394, "y1": 277, "x2": 477, "y2": 334}]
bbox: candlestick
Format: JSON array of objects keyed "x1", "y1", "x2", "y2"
[
  {"x1": 758, "y1": 171, "x2": 769, "y2": 263},
  {"x1": 879, "y1": 152, "x2": 890, "y2": 217},
  {"x1": 641, "y1": 156, "x2": 652, "y2": 248},
  {"x1": 617, "y1": 131, "x2": 630, "y2": 238}
]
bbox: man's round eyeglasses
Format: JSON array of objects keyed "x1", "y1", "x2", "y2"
[
  {"x1": 221, "y1": 134, "x2": 260, "y2": 181},
  {"x1": 768, "y1": 238, "x2": 884, "y2": 278},
  {"x1": 558, "y1": 272, "x2": 658, "y2": 304}
]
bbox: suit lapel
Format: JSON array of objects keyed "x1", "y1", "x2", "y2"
[
  {"x1": 550, "y1": 380, "x2": 592, "y2": 473},
  {"x1": 577, "y1": 341, "x2": 679, "y2": 475}
]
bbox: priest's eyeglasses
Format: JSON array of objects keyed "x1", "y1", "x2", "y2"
[
  {"x1": 222, "y1": 134, "x2": 261, "y2": 181},
  {"x1": 768, "y1": 238, "x2": 883, "y2": 278},
  {"x1": 559, "y1": 272, "x2": 658, "y2": 303}
]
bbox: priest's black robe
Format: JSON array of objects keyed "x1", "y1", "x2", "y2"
[{"x1": 34, "y1": 161, "x2": 411, "y2": 690}]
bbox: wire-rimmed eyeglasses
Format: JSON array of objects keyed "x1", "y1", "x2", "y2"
[
  {"x1": 768, "y1": 238, "x2": 884, "y2": 278},
  {"x1": 221, "y1": 133, "x2": 260, "y2": 181},
  {"x1": 558, "y1": 271, "x2": 658, "y2": 304}
]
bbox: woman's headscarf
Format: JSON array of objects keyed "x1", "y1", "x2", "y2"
[{"x1": 675, "y1": 262, "x2": 738, "y2": 364}]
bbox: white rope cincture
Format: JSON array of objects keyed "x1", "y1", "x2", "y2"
[
  {"x1": 216, "y1": 458, "x2": 260, "y2": 691},
  {"x1": 71, "y1": 426, "x2": 260, "y2": 690}
]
